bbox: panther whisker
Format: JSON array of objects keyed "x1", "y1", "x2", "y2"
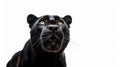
[
  {"x1": 34, "y1": 40, "x2": 42, "y2": 49},
  {"x1": 54, "y1": 34, "x2": 62, "y2": 42},
  {"x1": 34, "y1": 41, "x2": 42, "y2": 53},
  {"x1": 30, "y1": 38, "x2": 41, "y2": 54},
  {"x1": 32, "y1": 38, "x2": 43, "y2": 48},
  {"x1": 42, "y1": 34, "x2": 52, "y2": 41},
  {"x1": 31, "y1": 34, "x2": 40, "y2": 40}
]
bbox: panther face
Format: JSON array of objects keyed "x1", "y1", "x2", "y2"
[{"x1": 27, "y1": 14, "x2": 72, "y2": 53}]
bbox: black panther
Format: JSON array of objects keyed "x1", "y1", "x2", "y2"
[{"x1": 7, "y1": 14, "x2": 72, "y2": 67}]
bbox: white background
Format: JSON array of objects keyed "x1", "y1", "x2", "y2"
[{"x1": 0, "y1": 0, "x2": 120, "y2": 67}]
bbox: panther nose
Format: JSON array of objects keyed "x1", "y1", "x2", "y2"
[{"x1": 47, "y1": 25, "x2": 58, "y2": 31}]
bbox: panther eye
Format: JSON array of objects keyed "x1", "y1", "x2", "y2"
[
  {"x1": 39, "y1": 21, "x2": 45, "y2": 25},
  {"x1": 58, "y1": 21, "x2": 63, "y2": 25}
]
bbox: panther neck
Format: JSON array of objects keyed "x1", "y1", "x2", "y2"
[{"x1": 33, "y1": 52, "x2": 63, "y2": 67}]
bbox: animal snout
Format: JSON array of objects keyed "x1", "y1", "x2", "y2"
[{"x1": 47, "y1": 25, "x2": 58, "y2": 31}]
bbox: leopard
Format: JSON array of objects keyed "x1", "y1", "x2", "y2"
[{"x1": 7, "y1": 14, "x2": 72, "y2": 67}]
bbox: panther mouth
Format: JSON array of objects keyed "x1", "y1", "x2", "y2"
[
  {"x1": 45, "y1": 38, "x2": 61, "y2": 50},
  {"x1": 41, "y1": 32, "x2": 63, "y2": 53}
]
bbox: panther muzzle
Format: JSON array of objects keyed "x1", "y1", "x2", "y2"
[{"x1": 41, "y1": 25, "x2": 64, "y2": 53}]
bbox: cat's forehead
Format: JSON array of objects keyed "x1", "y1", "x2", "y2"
[{"x1": 40, "y1": 15, "x2": 61, "y2": 21}]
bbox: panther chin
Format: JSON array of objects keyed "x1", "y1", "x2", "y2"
[{"x1": 41, "y1": 32, "x2": 64, "y2": 53}]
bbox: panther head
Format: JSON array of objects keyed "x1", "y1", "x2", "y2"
[{"x1": 27, "y1": 14, "x2": 72, "y2": 53}]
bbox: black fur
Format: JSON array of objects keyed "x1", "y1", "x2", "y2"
[{"x1": 7, "y1": 14, "x2": 72, "y2": 67}]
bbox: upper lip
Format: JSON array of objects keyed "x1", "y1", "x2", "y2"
[
  {"x1": 43, "y1": 34, "x2": 61, "y2": 43},
  {"x1": 42, "y1": 31, "x2": 63, "y2": 42}
]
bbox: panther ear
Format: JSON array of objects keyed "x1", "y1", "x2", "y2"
[
  {"x1": 27, "y1": 14, "x2": 38, "y2": 28},
  {"x1": 63, "y1": 15, "x2": 72, "y2": 28}
]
